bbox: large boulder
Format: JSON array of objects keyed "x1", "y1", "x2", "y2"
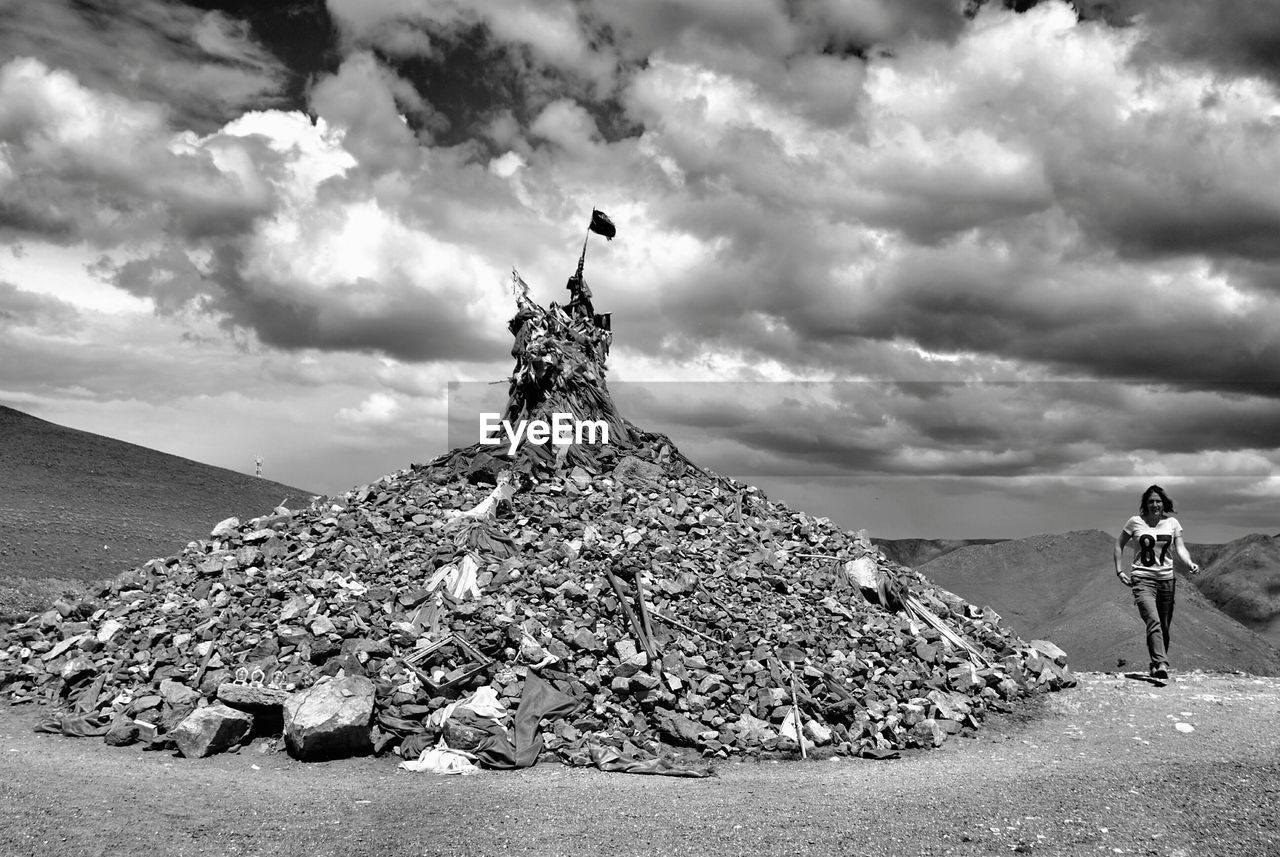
[
  {"x1": 283, "y1": 673, "x2": 375, "y2": 761},
  {"x1": 171, "y1": 703, "x2": 254, "y2": 758}
]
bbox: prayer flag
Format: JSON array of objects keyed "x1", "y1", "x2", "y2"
[{"x1": 588, "y1": 209, "x2": 616, "y2": 240}]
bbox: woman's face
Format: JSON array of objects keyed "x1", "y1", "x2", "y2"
[{"x1": 1144, "y1": 492, "x2": 1165, "y2": 516}]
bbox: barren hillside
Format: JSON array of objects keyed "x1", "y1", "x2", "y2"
[{"x1": 0, "y1": 404, "x2": 315, "y2": 620}]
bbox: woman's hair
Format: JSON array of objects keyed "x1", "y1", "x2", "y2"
[{"x1": 1139, "y1": 484, "x2": 1175, "y2": 514}]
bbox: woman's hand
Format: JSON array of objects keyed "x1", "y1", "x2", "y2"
[
  {"x1": 1188, "y1": 562, "x2": 1200, "y2": 575},
  {"x1": 1116, "y1": 570, "x2": 1132, "y2": 585}
]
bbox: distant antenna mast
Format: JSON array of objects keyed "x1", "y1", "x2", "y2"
[{"x1": 255, "y1": 456, "x2": 263, "y2": 478}]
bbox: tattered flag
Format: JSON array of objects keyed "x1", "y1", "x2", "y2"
[{"x1": 588, "y1": 209, "x2": 616, "y2": 240}]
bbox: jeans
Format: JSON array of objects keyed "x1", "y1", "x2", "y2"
[{"x1": 1131, "y1": 577, "x2": 1176, "y2": 671}]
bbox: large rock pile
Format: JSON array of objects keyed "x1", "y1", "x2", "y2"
[{"x1": 0, "y1": 268, "x2": 1074, "y2": 771}]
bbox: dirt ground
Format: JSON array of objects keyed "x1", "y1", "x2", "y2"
[{"x1": 2, "y1": 671, "x2": 1278, "y2": 857}]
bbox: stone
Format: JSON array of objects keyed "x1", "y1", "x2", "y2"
[
  {"x1": 908, "y1": 717, "x2": 950, "y2": 748},
  {"x1": 283, "y1": 674, "x2": 375, "y2": 761},
  {"x1": 656, "y1": 709, "x2": 703, "y2": 747},
  {"x1": 1030, "y1": 639, "x2": 1068, "y2": 666},
  {"x1": 159, "y1": 679, "x2": 202, "y2": 708},
  {"x1": 61, "y1": 656, "x2": 96, "y2": 681},
  {"x1": 278, "y1": 596, "x2": 310, "y2": 623},
  {"x1": 210, "y1": 518, "x2": 240, "y2": 538},
  {"x1": 97, "y1": 619, "x2": 125, "y2": 643},
  {"x1": 171, "y1": 703, "x2": 254, "y2": 758},
  {"x1": 572, "y1": 629, "x2": 602, "y2": 652},
  {"x1": 613, "y1": 661, "x2": 643, "y2": 679},
  {"x1": 465, "y1": 452, "x2": 504, "y2": 485},
  {"x1": 630, "y1": 672, "x2": 660, "y2": 692},
  {"x1": 443, "y1": 720, "x2": 490, "y2": 751},
  {"x1": 612, "y1": 456, "x2": 664, "y2": 490},
  {"x1": 927, "y1": 689, "x2": 971, "y2": 721},
  {"x1": 308, "y1": 615, "x2": 337, "y2": 636},
  {"x1": 103, "y1": 715, "x2": 141, "y2": 747},
  {"x1": 803, "y1": 718, "x2": 833, "y2": 746},
  {"x1": 733, "y1": 713, "x2": 777, "y2": 746}
]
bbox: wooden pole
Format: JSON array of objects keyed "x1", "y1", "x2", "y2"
[
  {"x1": 603, "y1": 568, "x2": 648, "y2": 652},
  {"x1": 788, "y1": 659, "x2": 807, "y2": 759},
  {"x1": 576, "y1": 230, "x2": 589, "y2": 280},
  {"x1": 192, "y1": 646, "x2": 216, "y2": 689},
  {"x1": 650, "y1": 610, "x2": 724, "y2": 646}
]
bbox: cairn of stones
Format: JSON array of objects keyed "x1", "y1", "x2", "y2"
[{"x1": 0, "y1": 269, "x2": 1074, "y2": 768}]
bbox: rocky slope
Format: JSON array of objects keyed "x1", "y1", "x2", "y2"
[{"x1": 1189, "y1": 534, "x2": 1280, "y2": 646}]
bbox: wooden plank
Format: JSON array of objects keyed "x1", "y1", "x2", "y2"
[{"x1": 631, "y1": 570, "x2": 659, "y2": 661}]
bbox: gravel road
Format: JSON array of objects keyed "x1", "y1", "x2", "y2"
[{"x1": 2, "y1": 671, "x2": 1278, "y2": 857}]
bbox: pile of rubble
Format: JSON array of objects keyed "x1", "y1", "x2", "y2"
[{"x1": 0, "y1": 265, "x2": 1074, "y2": 774}]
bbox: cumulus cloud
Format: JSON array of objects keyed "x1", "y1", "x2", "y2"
[
  {"x1": 0, "y1": 58, "x2": 274, "y2": 244},
  {"x1": 1, "y1": 56, "x2": 520, "y2": 361},
  {"x1": 4, "y1": 0, "x2": 1280, "y2": 536},
  {"x1": 309, "y1": 52, "x2": 444, "y2": 157},
  {"x1": 336, "y1": 391, "x2": 401, "y2": 426}
]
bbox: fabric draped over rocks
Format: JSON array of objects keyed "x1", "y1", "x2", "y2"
[{"x1": 470, "y1": 671, "x2": 578, "y2": 769}]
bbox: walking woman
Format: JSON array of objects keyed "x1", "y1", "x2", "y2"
[{"x1": 1114, "y1": 485, "x2": 1200, "y2": 679}]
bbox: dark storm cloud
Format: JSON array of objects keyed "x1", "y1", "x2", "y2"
[
  {"x1": 0, "y1": 197, "x2": 76, "y2": 241},
  {"x1": 617, "y1": 376, "x2": 1280, "y2": 486},
  {"x1": 833, "y1": 249, "x2": 1280, "y2": 399},
  {"x1": 0, "y1": 0, "x2": 290, "y2": 133},
  {"x1": 97, "y1": 244, "x2": 504, "y2": 363},
  {"x1": 980, "y1": 2, "x2": 1280, "y2": 89},
  {"x1": 1046, "y1": 116, "x2": 1280, "y2": 263},
  {"x1": 596, "y1": 0, "x2": 968, "y2": 64},
  {"x1": 1109, "y1": 0, "x2": 1280, "y2": 89},
  {"x1": 0, "y1": 281, "x2": 81, "y2": 332},
  {"x1": 1219, "y1": 259, "x2": 1280, "y2": 301},
  {"x1": 325, "y1": 0, "x2": 623, "y2": 146},
  {"x1": 1111, "y1": 387, "x2": 1280, "y2": 457}
]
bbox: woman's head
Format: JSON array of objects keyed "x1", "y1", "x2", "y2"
[{"x1": 1139, "y1": 484, "x2": 1175, "y2": 516}]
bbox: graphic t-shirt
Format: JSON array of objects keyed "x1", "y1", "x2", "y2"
[{"x1": 1123, "y1": 515, "x2": 1182, "y2": 580}]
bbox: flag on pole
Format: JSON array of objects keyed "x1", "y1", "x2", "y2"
[{"x1": 588, "y1": 209, "x2": 616, "y2": 240}]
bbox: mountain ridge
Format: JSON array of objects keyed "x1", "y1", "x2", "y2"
[{"x1": 911, "y1": 529, "x2": 1280, "y2": 674}]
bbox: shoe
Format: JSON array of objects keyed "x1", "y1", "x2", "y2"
[{"x1": 1151, "y1": 667, "x2": 1169, "y2": 680}]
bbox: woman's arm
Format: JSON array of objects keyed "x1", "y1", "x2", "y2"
[
  {"x1": 1114, "y1": 531, "x2": 1132, "y2": 584},
  {"x1": 1174, "y1": 533, "x2": 1200, "y2": 574}
]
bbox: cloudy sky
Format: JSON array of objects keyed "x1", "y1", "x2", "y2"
[{"x1": 3, "y1": 0, "x2": 1280, "y2": 542}]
